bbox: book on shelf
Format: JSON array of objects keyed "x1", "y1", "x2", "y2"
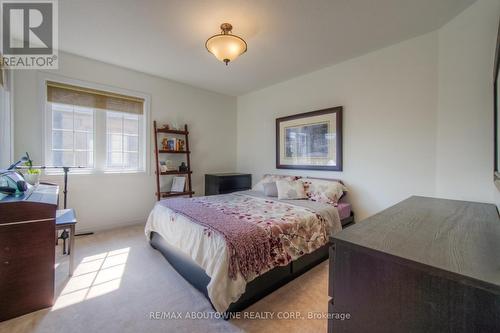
[
  {"x1": 163, "y1": 138, "x2": 185, "y2": 151},
  {"x1": 171, "y1": 176, "x2": 186, "y2": 192}
]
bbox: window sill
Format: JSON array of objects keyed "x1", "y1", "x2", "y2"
[
  {"x1": 44, "y1": 169, "x2": 147, "y2": 176},
  {"x1": 103, "y1": 169, "x2": 147, "y2": 175}
]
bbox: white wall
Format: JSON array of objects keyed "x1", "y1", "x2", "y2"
[
  {"x1": 237, "y1": 0, "x2": 500, "y2": 221},
  {"x1": 12, "y1": 0, "x2": 500, "y2": 230},
  {"x1": 237, "y1": 33, "x2": 439, "y2": 221},
  {"x1": 14, "y1": 52, "x2": 237, "y2": 232},
  {"x1": 435, "y1": 0, "x2": 500, "y2": 203},
  {"x1": 0, "y1": 70, "x2": 13, "y2": 167}
]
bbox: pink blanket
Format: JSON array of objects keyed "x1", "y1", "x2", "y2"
[{"x1": 159, "y1": 198, "x2": 271, "y2": 280}]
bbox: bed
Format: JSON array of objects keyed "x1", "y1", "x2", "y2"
[{"x1": 145, "y1": 180, "x2": 353, "y2": 314}]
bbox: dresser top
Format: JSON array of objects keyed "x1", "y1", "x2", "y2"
[{"x1": 333, "y1": 196, "x2": 500, "y2": 292}]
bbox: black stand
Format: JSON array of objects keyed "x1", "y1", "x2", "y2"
[
  {"x1": 59, "y1": 167, "x2": 70, "y2": 255},
  {"x1": 63, "y1": 166, "x2": 69, "y2": 209},
  {"x1": 17, "y1": 165, "x2": 80, "y2": 255}
]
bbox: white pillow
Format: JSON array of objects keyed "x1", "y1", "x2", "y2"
[
  {"x1": 300, "y1": 178, "x2": 347, "y2": 204},
  {"x1": 275, "y1": 180, "x2": 307, "y2": 200},
  {"x1": 263, "y1": 182, "x2": 278, "y2": 197},
  {"x1": 252, "y1": 174, "x2": 300, "y2": 192}
]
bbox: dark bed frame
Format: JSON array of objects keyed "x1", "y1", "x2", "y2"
[{"x1": 149, "y1": 212, "x2": 354, "y2": 313}]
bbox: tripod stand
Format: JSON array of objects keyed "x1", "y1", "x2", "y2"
[
  {"x1": 17, "y1": 165, "x2": 83, "y2": 254},
  {"x1": 57, "y1": 166, "x2": 71, "y2": 254}
]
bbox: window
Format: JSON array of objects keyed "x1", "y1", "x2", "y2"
[
  {"x1": 106, "y1": 111, "x2": 140, "y2": 170},
  {"x1": 45, "y1": 80, "x2": 147, "y2": 173},
  {"x1": 50, "y1": 103, "x2": 94, "y2": 168}
]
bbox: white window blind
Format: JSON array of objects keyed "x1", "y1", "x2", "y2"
[
  {"x1": 45, "y1": 81, "x2": 146, "y2": 173},
  {"x1": 47, "y1": 81, "x2": 144, "y2": 114}
]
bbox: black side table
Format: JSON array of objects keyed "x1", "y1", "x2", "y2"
[{"x1": 205, "y1": 173, "x2": 251, "y2": 195}]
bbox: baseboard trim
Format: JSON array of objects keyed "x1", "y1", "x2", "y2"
[{"x1": 76, "y1": 219, "x2": 145, "y2": 234}]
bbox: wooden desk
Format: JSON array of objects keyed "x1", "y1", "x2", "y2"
[{"x1": 0, "y1": 184, "x2": 59, "y2": 322}]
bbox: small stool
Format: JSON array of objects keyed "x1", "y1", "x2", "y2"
[{"x1": 55, "y1": 209, "x2": 77, "y2": 276}]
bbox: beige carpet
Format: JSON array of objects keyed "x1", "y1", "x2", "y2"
[{"x1": 0, "y1": 224, "x2": 329, "y2": 333}]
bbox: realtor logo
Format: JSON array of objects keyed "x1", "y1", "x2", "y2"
[{"x1": 1, "y1": 0, "x2": 58, "y2": 69}]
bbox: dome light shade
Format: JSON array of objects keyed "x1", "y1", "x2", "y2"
[{"x1": 205, "y1": 23, "x2": 247, "y2": 65}]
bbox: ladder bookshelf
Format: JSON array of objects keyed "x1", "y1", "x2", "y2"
[{"x1": 153, "y1": 121, "x2": 194, "y2": 201}]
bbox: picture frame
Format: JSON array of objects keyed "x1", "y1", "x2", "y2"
[
  {"x1": 276, "y1": 107, "x2": 343, "y2": 171},
  {"x1": 171, "y1": 176, "x2": 186, "y2": 192}
]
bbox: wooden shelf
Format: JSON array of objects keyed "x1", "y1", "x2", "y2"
[
  {"x1": 153, "y1": 121, "x2": 194, "y2": 201},
  {"x1": 156, "y1": 128, "x2": 189, "y2": 135},
  {"x1": 159, "y1": 171, "x2": 192, "y2": 175},
  {"x1": 160, "y1": 191, "x2": 195, "y2": 198},
  {"x1": 159, "y1": 150, "x2": 190, "y2": 154}
]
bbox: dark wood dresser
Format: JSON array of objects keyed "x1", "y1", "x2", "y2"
[
  {"x1": 0, "y1": 184, "x2": 59, "y2": 321},
  {"x1": 328, "y1": 196, "x2": 500, "y2": 333},
  {"x1": 205, "y1": 173, "x2": 251, "y2": 195}
]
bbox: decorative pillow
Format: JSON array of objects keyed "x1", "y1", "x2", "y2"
[
  {"x1": 300, "y1": 178, "x2": 347, "y2": 205},
  {"x1": 252, "y1": 174, "x2": 301, "y2": 192},
  {"x1": 263, "y1": 182, "x2": 278, "y2": 197},
  {"x1": 275, "y1": 180, "x2": 307, "y2": 200}
]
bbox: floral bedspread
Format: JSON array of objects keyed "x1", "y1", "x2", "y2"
[
  {"x1": 145, "y1": 191, "x2": 340, "y2": 312},
  {"x1": 192, "y1": 193, "x2": 331, "y2": 273}
]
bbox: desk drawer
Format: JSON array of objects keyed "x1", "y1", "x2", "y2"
[
  {"x1": 0, "y1": 254, "x2": 54, "y2": 321},
  {"x1": 0, "y1": 220, "x2": 55, "y2": 321},
  {"x1": 1, "y1": 251, "x2": 54, "y2": 285},
  {"x1": 0, "y1": 220, "x2": 55, "y2": 259}
]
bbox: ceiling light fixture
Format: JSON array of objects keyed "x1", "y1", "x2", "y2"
[{"x1": 205, "y1": 23, "x2": 247, "y2": 66}]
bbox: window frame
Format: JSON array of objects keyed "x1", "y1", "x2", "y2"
[
  {"x1": 40, "y1": 73, "x2": 151, "y2": 175},
  {"x1": 46, "y1": 102, "x2": 96, "y2": 172},
  {"x1": 104, "y1": 111, "x2": 144, "y2": 172}
]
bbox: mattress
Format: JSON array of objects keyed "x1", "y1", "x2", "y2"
[
  {"x1": 337, "y1": 202, "x2": 352, "y2": 220},
  {"x1": 145, "y1": 191, "x2": 342, "y2": 312}
]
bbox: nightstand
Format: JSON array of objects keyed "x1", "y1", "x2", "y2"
[{"x1": 205, "y1": 173, "x2": 251, "y2": 195}]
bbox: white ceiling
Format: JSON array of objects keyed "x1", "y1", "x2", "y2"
[{"x1": 59, "y1": 0, "x2": 477, "y2": 96}]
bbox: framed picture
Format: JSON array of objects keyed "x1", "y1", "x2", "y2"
[
  {"x1": 171, "y1": 176, "x2": 186, "y2": 192},
  {"x1": 276, "y1": 107, "x2": 343, "y2": 171}
]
